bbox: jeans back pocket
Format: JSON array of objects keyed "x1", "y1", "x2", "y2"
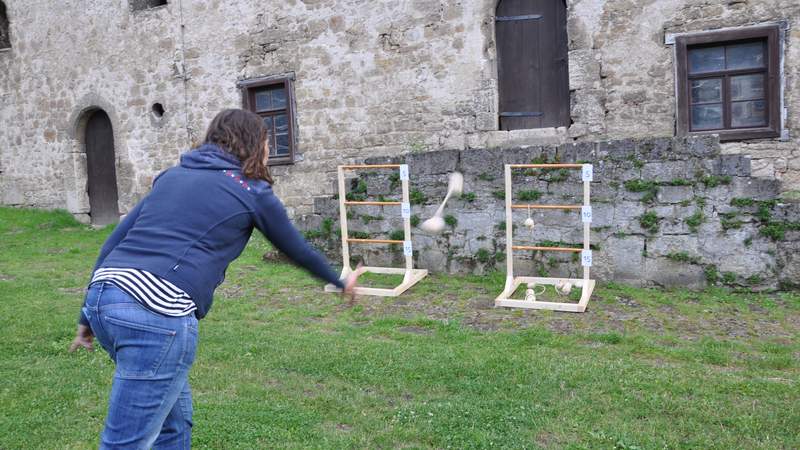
[{"x1": 104, "y1": 315, "x2": 177, "y2": 380}]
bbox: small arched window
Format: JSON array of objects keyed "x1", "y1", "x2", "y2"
[
  {"x1": 495, "y1": 0, "x2": 570, "y2": 130},
  {"x1": 0, "y1": 1, "x2": 11, "y2": 50}
]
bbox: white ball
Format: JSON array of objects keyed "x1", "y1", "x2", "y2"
[
  {"x1": 524, "y1": 217, "x2": 535, "y2": 229},
  {"x1": 420, "y1": 216, "x2": 446, "y2": 233}
]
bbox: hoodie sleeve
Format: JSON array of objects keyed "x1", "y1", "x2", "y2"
[
  {"x1": 91, "y1": 198, "x2": 145, "y2": 273},
  {"x1": 251, "y1": 187, "x2": 344, "y2": 289},
  {"x1": 91, "y1": 171, "x2": 168, "y2": 274}
]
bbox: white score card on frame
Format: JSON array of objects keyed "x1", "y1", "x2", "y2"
[
  {"x1": 399, "y1": 164, "x2": 409, "y2": 181},
  {"x1": 582, "y1": 164, "x2": 593, "y2": 182},
  {"x1": 581, "y1": 250, "x2": 592, "y2": 267},
  {"x1": 581, "y1": 206, "x2": 592, "y2": 223}
]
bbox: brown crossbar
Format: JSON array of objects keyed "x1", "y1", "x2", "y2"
[
  {"x1": 341, "y1": 164, "x2": 402, "y2": 169},
  {"x1": 512, "y1": 245, "x2": 582, "y2": 253},
  {"x1": 509, "y1": 164, "x2": 583, "y2": 169},
  {"x1": 511, "y1": 204, "x2": 582, "y2": 210},
  {"x1": 344, "y1": 201, "x2": 402, "y2": 206},
  {"x1": 347, "y1": 238, "x2": 404, "y2": 244}
]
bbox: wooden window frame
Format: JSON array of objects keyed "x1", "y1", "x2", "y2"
[
  {"x1": 239, "y1": 75, "x2": 297, "y2": 167},
  {"x1": 675, "y1": 25, "x2": 781, "y2": 141}
]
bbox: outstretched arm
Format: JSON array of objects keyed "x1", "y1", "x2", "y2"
[{"x1": 252, "y1": 187, "x2": 344, "y2": 289}]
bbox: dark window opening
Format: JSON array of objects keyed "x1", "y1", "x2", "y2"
[
  {"x1": 676, "y1": 26, "x2": 780, "y2": 141},
  {"x1": 241, "y1": 77, "x2": 296, "y2": 166},
  {"x1": 495, "y1": 0, "x2": 570, "y2": 130},
  {"x1": 0, "y1": 1, "x2": 10, "y2": 50},
  {"x1": 131, "y1": 0, "x2": 168, "y2": 11},
  {"x1": 152, "y1": 103, "x2": 165, "y2": 118}
]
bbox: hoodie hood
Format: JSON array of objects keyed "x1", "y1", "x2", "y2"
[{"x1": 180, "y1": 144, "x2": 242, "y2": 171}]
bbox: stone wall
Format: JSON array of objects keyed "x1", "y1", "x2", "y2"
[
  {"x1": 300, "y1": 136, "x2": 800, "y2": 289},
  {"x1": 1, "y1": 1, "x2": 799, "y2": 223}
]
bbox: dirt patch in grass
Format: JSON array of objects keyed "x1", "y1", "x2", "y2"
[{"x1": 398, "y1": 326, "x2": 433, "y2": 335}]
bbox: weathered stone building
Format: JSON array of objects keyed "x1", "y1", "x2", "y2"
[{"x1": 1, "y1": 0, "x2": 798, "y2": 287}]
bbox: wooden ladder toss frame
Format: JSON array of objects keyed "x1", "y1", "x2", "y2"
[
  {"x1": 324, "y1": 164, "x2": 428, "y2": 297},
  {"x1": 494, "y1": 163, "x2": 596, "y2": 312}
]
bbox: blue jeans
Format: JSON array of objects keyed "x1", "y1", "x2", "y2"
[{"x1": 83, "y1": 282, "x2": 198, "y2": 449}]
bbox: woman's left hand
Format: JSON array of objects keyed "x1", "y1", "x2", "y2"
[
  {"x1": 343, "y1": 270, "x2": 360, "y2": 306},
  {"x1": 69, "y1": 325, "x2": 95, "y2": 352}
]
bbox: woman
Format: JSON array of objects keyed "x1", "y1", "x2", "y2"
[{"x1": 69, "y1": 109, "x2": 356, "y2": 449}]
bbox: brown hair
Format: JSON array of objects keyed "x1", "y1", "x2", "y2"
[{"x1": 203, "y1": 109, "x2": 273, "y2": 183}]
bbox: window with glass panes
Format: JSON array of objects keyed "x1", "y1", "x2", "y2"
[
  {"x1": 676, "y1": 26, "x2": 780, "y2": 141},
  {"x1": 243, "y1": 78, "x2": 295, "y2": 165}
]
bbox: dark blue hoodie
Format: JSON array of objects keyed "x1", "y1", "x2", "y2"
[{"x1": 81, "y1": 144, "x2": 343, "y2": 324}]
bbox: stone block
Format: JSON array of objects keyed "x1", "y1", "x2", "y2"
[
  {"x1": 1, "y1": 182, "x2": 24, "y2": 204},
  {"x1": 558, "y1": 141, "x2": 595, "y2": 162},
  {"x1": 297, "y1": 214, "x2": 324, "y2": 232},
  {"x1": 485, "y1": 131, "x2": 510, "y2": 148},
  {"x1": 460, "y1": 148, "x2": 504, "y2": 176},
  {"x1": 613, "y1": 201, "x2": 646, "y2": 225},
  {"x1": 604, "y1": 236, "x2": 645, "y2": 281},
  {"x1": 568, "y1": 49, "x2": 598, "y2": 89},
  {"x1": 613, "y1": 165, "x2": 643, "y2": 183},
  {"x1": 716, "y1": 154, "x2": 751, "y2": 177},
  {"x1": 465, "y1": 133, "x2": 489, "y2": 149},
  {"x1": 592, "y1": 203, "x2": 615, "y2": 227},
  {"x1": 777, "y1": 236, "x2": 800, "y2": 288},
  {"x1": 657, "y1": 185, "x2": 694, "y2": 204},
  {"x1": 730, "y1": 177, "x2": 780, "y2": 200},
  {"x1": 636, "y1": 138, "x2": 673, "y2": 161},
  {"x1": 507, "y1": 127, "x2": 567, "y2": 147},
  {"x1": 699, "y1": 228, "x2": 774, "y2": 275},
  {"x1": 771, "y1": 201, "x2": 800, "y2": 222},
  {"x1": 641, "y1": 161, "x2": 697, "y2": 182},
  {"x1": 415, "y1": 246, "x2": 449, "y2": 273},
  {"x1": 677, "y1": 135, "x2": 720, "y2": 158},
  {"x1": 648, "y1": 235, "x2": 700, "y2": 258},
  {"x1": 644, "y1": 258, "x2": 706, "y2": 289},
  {"x1": 502, "y1": 146, "x2": 549, "y2": 166},
  {"x1": 590, "y1": 160, "x2": 614, "y2": 182},
  {"x1": 597, "y1": 139, "x2": 636, "y2": 161},
  {"x1": 475, "y1": 112, "x2": 496, "y2": 131},
  {"x1": 660, "y1": 218, "x2": 689, "y2": 235},
  {"x1": 406, "y1": 149, "x2": 460, "y2": 175}
]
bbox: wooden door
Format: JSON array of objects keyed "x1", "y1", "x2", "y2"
[
  {"x1": 0, "y1": 1, "x2": 10, "y2": 50},
  {"x1": 496, "y1": 0, "x2": 570, "y2": 130},
  {"x1": 85, "y1": 110, "x2": 120, "y2": 225}
]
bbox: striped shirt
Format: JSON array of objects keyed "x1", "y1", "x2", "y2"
[{"x1": 91, "y1": 268, "x2": 196, "y2": 317}]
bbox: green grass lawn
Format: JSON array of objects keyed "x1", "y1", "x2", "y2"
[{"x1": 0, "y1": 207, "x2": 798, "y2": 449}]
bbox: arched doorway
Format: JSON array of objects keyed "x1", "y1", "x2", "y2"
[{"x1": 85, "y1": 110, "x2": 120, "y2": 225}]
